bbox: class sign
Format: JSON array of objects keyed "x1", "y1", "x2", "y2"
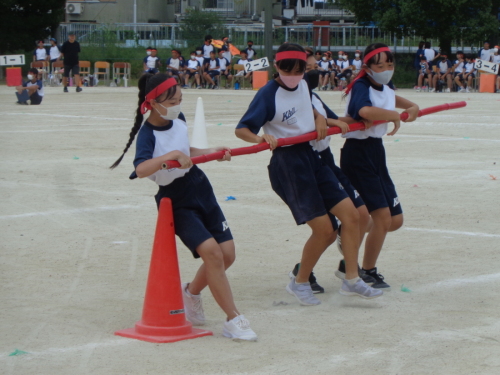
[
  {"x1": 244, "y1": 57, "x2": 270, "y2": 73},
  {"x1": 475, "y1": 59, "x2": 499, "y2": 74},
  {"x1": 0, "y1": 55, "x2": 26, "y2": 66}
]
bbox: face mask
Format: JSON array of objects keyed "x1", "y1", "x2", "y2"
[
  {"x1": 146, "y1": 51, "x2": 151, "y2": 56},
  {"x1": 306, "y1": 69, "x2": 320, "y2": 90},
  {"x1": 368, "y1": 69, "x2": 394, "y2": 85},
  {"x1": 157, "y1": 103, "x2": 181, "y2": 121},
  {"x1": 196, "y1": 51, "x2": 202, "y2": 55},
  {"x1": 322, "y1": 57, "x2": 327, "y2": 61},
  {"x1": 338, "y1": 55, "x2": 342, "y2": 59},
  {"x1": 279, "y1": 73, "x2": 303, "y2": 89},
  {"x1": 191, "y1": 55, "x2": 196, "y2": 60},
  {"x1": 342, "y1": 55, "x2": 348, "y2": 60},
  {"x1": 248, "y1": 44, "x2": 253, "y2": 48},
  {"x1": 27, "y1": 74, "x2": 34, "y2": 80},
  {"x1": 355, "y1": 53, "x2": 360, "y2": 58}
]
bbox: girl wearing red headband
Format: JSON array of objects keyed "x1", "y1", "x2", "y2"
[
  {"x1": 338, "y1": 43, "x2": 419, "y2": 290},
  {"x1": 236, "y1": 43, "x2": 382, "y2": 304},
  {"x1": 110, "y1": 74, "x2": 257, "y2": 341}
]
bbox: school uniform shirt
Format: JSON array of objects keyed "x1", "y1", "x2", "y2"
[
  {"x1": 220, "y1": 44, "x2": 232, "y2": 62},
  {"x1": 343, "y1": 76, "x2": 395, "y2": 139},
  {"x1": 195, "y1": 56, "x2": 205, "y2": 68},
  {"x1": 206, "y1": 59, "x2": 219, "y2": 70},
  {"x1": 454, "y1": 60, "x2": 464, "y2": 73},
  {"x1": 34, "y1": 48, "x2": 47, "y2": 61},
  {"x1": 202, "y1": 44, "x2": 214, "y2": 58},
  {"x1": 236, "y1": 79, "x2": 315, "y2": 139},
  {"x1": 242, "y1": 48, "x2": 256, "y2": 60},
  {"x1": 166, "y1": 58, "x2": 183, "y2": 70},
  {"x1": 217, "y1": 57, "x2": 230, "y2": 72},
  {"x1": 438, "y1": 60, "x2": 452, "y2": 73},
  {"x1": 60, "y1": 41, "x2": 81, "y2": 66},
  {"x1": 318, "y1": 60, "x2": 331, "y2": 71},
  {"x1": 351, "y1": 59, "x2": 362, "y2": 71},
  {"x1": 310, "y1": 93, "x2": 338, "y2": 152},
  {"x1": 186, "y1": 59, "x2": 201, "y2": 70},
  {"x1": 23, "y1": 79, "x2": 44, "y2": 97},
  {"x1": 144, "y1": 56, "x2": 160, "y2": 69},
  {"x1": 424, "y1": 48, "x2": 436, "y2": 64},
  {"x1": 336, "y1": 60, "x2": 350, "y2": 70},
  {"x1": 492, "y1": 55, "x2": 500, "y2": 65},
  {"x1": 237, "y1": 59, "x2": 252, "y2": 65},
  {"x1": 464, "y1": 62, "x2": 475, "y2": 73},
  {"x1": 133, "y1": 118, "x2": 191, "y2": 186},
  {"x1": 479, "y1": 48, "x2": 492, "y2": 62},
  {"x1": 49, "y1": 45, "x2": 61, "y2": 60}
]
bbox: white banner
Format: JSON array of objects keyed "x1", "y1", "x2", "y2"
[
  {"x1": 0, "y1": 54, "x2": 25, "y2": 66},
  {"x1": 244, "y1": 57, "x2": 270, "y2": 73},
  {"x1": 475, "y1": 59, "x2": 499, "y2": 75}
]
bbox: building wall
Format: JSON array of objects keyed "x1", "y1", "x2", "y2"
[{"x1": 66, "y1": 0, "x2": 170, "y2": 23}]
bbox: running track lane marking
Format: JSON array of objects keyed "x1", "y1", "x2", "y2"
[{"x1": 405, "y1": 227, "x2": 500, "y2": 238}]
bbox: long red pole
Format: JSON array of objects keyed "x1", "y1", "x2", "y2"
[{"x1": 161, "y1": 101, "x2": 466, "y2": 170}]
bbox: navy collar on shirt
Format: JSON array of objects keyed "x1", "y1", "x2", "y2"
[{"x1": 144, "y1": 120, "x2": 173, "y2": 131}]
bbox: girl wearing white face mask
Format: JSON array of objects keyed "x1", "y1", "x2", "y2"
[
  {"x1": 236, "y1": 43, "x2": 382, "y2": 303},
  {"x1": 339, "y1": 43, "x2": 419, "y2": 290},
  {"x1": 110, "y1": 74, "x2": 257, "y2": 341}
]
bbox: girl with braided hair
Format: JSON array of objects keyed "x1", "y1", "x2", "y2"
[{"x1": 111, "y1": 73, "x2": 257, "y2": 341}]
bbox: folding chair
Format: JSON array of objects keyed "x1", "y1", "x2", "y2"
[
  {"x1": 50, "y1": 60, "x2": 64, "y2": 86},
  {"x1": 113, "y1": 62, "x2": 131, "y2": 87},
  {"x1": 30, "y1": 61, "x2": 49, "y2": 84},
  {"x1": 79, "y1": 61, "x2": 91, "y2": 82},
  {"x1": 233, "y1": 64, "x2": 250, "y2": 89},
  {"x1": 94, "y1": 61, "x2": 110, "y2": 86}
]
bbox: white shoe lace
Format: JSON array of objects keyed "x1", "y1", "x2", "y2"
[{"x1": 235, "y1": 316, "x2": 250, "y2": 330}]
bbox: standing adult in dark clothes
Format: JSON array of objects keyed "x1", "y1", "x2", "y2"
[{"x1": 59, "y1": 33, "x2": 82, "y2": 93}]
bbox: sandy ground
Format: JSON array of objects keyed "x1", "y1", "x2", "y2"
[{"x1": 1, "y1": 83, "x2": 499, "y2": 375}]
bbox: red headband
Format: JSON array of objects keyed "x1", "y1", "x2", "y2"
[
  {"x1": 276, "y1": 51, "x2": 307, "y2": 62},
  {"x1": 140, "y1": 77, "x2": 178, "y2": 115},
  {"x1": 344, "y1": 47, "x2": 392, "y2": 95}
]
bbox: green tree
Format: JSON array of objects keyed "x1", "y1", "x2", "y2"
[
  {"x1": 336, "y1": 0, "x2": 499, "y2": 53},
  {"x1": 0, "y1": 0, "x2": 66, "y2": 53},
  {"x1": 179, "y1": 9, "x2": 225, "y2": 48}
]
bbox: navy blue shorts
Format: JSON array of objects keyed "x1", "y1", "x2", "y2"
[
  {"x1": 268, "y1": 142, "x2": 347, "y2": 226},
  {"x1": 207, "y1": 70, "x2": 220, "y2": 78},
  {"x1": 340, "y1": 137, "x2": 402, "y2": 216},
  {"x1": 155, "y1": 166, "x2": 233, "y2": 258},
  {"x1": 319, "y1": 147, "x2": 365, "y2": 209},
  {"x1": 319, "y1": 71, "x2": 330, "y2": 76}
]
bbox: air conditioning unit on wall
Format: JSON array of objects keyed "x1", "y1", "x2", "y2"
[{"x1": 66, "y1": 3, "x2": 83, "y2": 14}]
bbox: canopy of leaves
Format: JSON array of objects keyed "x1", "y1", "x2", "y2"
[
  {"x1": 180, "y1": 9, "x2": 225, "y2": 48},
  {"x1": 0, "y1": 0, "x2": 66, "y2": 53},
  {"x1": 336, "y1": 0, "x2": 499, "y2": 51}
]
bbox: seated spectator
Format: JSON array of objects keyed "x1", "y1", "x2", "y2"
[
  {"x1": 203, "y1": 51, "x2": 220, "y2": 89},
  {"x1": 33, "y1": 40, "x2": 47, "y2": 62},
  {"x1": 15, "y1": 68, "x2": 44, "y2": 105},
  {"x1": 166, "y1": 49, "x2": 184, "y2": 80},
  {"x1": 217, "y1": 49, "x2": 233, "y2": 88},
  {"x1": 416, "y1": 56, "x2": 430, "y2": 92},
  {"x1": 334, "y1": 51, "x2": 351, "y2": 89},
  {"x1": 48, "y1": 38, "x2": 61, "y2": 64},
  {"x1": 455, "y1": 55, "x2": 475, "y2": 93},
  {"x1": 242, "y1": 40, "x2": 257, "y2": 60},
  {"x1": 317, "y1": 53, "x2": 332, "y2": 90},
  {"x1": 314, "y1": 50, "x2": 322, "y2": 61},
  {"x1": 143, "y1": 47, "x2": 161, "y2": 74},
  {"x1": 432, "y1": 53, "x2": 452, "y2": 92},
  {"x1": 183, "y1": 51, "x2": 202, "y2": 89},
  {"x1": 350, "y1": 50, "x2": 363, "y2": 78},
  {"x1": 452, "y1": 51, "x2": 465, "y2": 87},
  {"x1": 234, "y1": 50, "x2": 253, "y2": 84}
]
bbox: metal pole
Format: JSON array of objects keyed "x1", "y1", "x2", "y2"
[
  {"x1": 264, "y1": 0, "x2": 273, "y2": 79},
  {"x1": 133, "y1": 0, "x2": 137, "y2": 33}
]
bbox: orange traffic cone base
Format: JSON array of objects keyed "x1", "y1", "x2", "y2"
[{"x1": 115, "y1": 320, "x2": 212, "y2": 343}]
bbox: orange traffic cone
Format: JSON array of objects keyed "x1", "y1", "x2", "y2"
[{"x1": 115, "y1": 198, "x2": 213, "y2": 343}]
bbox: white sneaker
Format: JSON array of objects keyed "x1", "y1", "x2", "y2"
[
  {"x1": 465, "y1": 87, "x2": 470, "y2": 93},
  {"x1": 459, "y1": 87, "x2": 466, "y2": 92},
  {"x1": 430, "y1": 88, "x2": 435, "y2": 93},
  {"x1": 223, "y1": 315, "x2": 257, "y2": 341},
  {"x1": 416, "y1": 87, "x2": 421, "y2": 92},
  {"x1": 339, "y1": 278, "x2": 383, "y2": 299},
  {"x1": 182, "y1": 283, "x2": 205, "y2": 326},
  {"x1": 445, "y1": 88, "x2": 451, "y2": 93},
  {"x1": 286, "y1": 277, "x2": 321, "y2": 305}
]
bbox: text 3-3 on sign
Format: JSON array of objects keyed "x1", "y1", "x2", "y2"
[{"x1": 244, "y1": 58, "x2": 270, "y2": 73}]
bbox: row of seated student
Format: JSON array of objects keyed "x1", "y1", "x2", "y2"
[
  {"x1": 306, "y1": 49, "x2": 363, "y2": 91},
  {"x1": 416, "y1": 51, "x2": 500, "y2": 93},
  {"x1": 143, "y1": 47, "x2": 254, "y2": 89}
]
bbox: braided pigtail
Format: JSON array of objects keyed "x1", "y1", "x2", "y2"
[{"x1": 110, "y1": 73, "x2": 153, "y2": 169}]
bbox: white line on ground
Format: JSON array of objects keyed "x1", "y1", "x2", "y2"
[
  {"x1": 405, "y1": 227, "x2": 500, "y2": 238},
  {"x1": 0, "y1": 128, "x2": 125, "y2": 133},
  {"x1": 0, "y1": 205, "x2": 147, "y2": 220}
]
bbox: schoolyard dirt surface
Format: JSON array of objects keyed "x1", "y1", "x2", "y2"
[{"x1": 1, "y1": 83, "x2": 499, "y2": 375}]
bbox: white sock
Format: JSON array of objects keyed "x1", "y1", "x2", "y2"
[{"x1": 346, "y1": 277, "x2": 360, "y2": 285}]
